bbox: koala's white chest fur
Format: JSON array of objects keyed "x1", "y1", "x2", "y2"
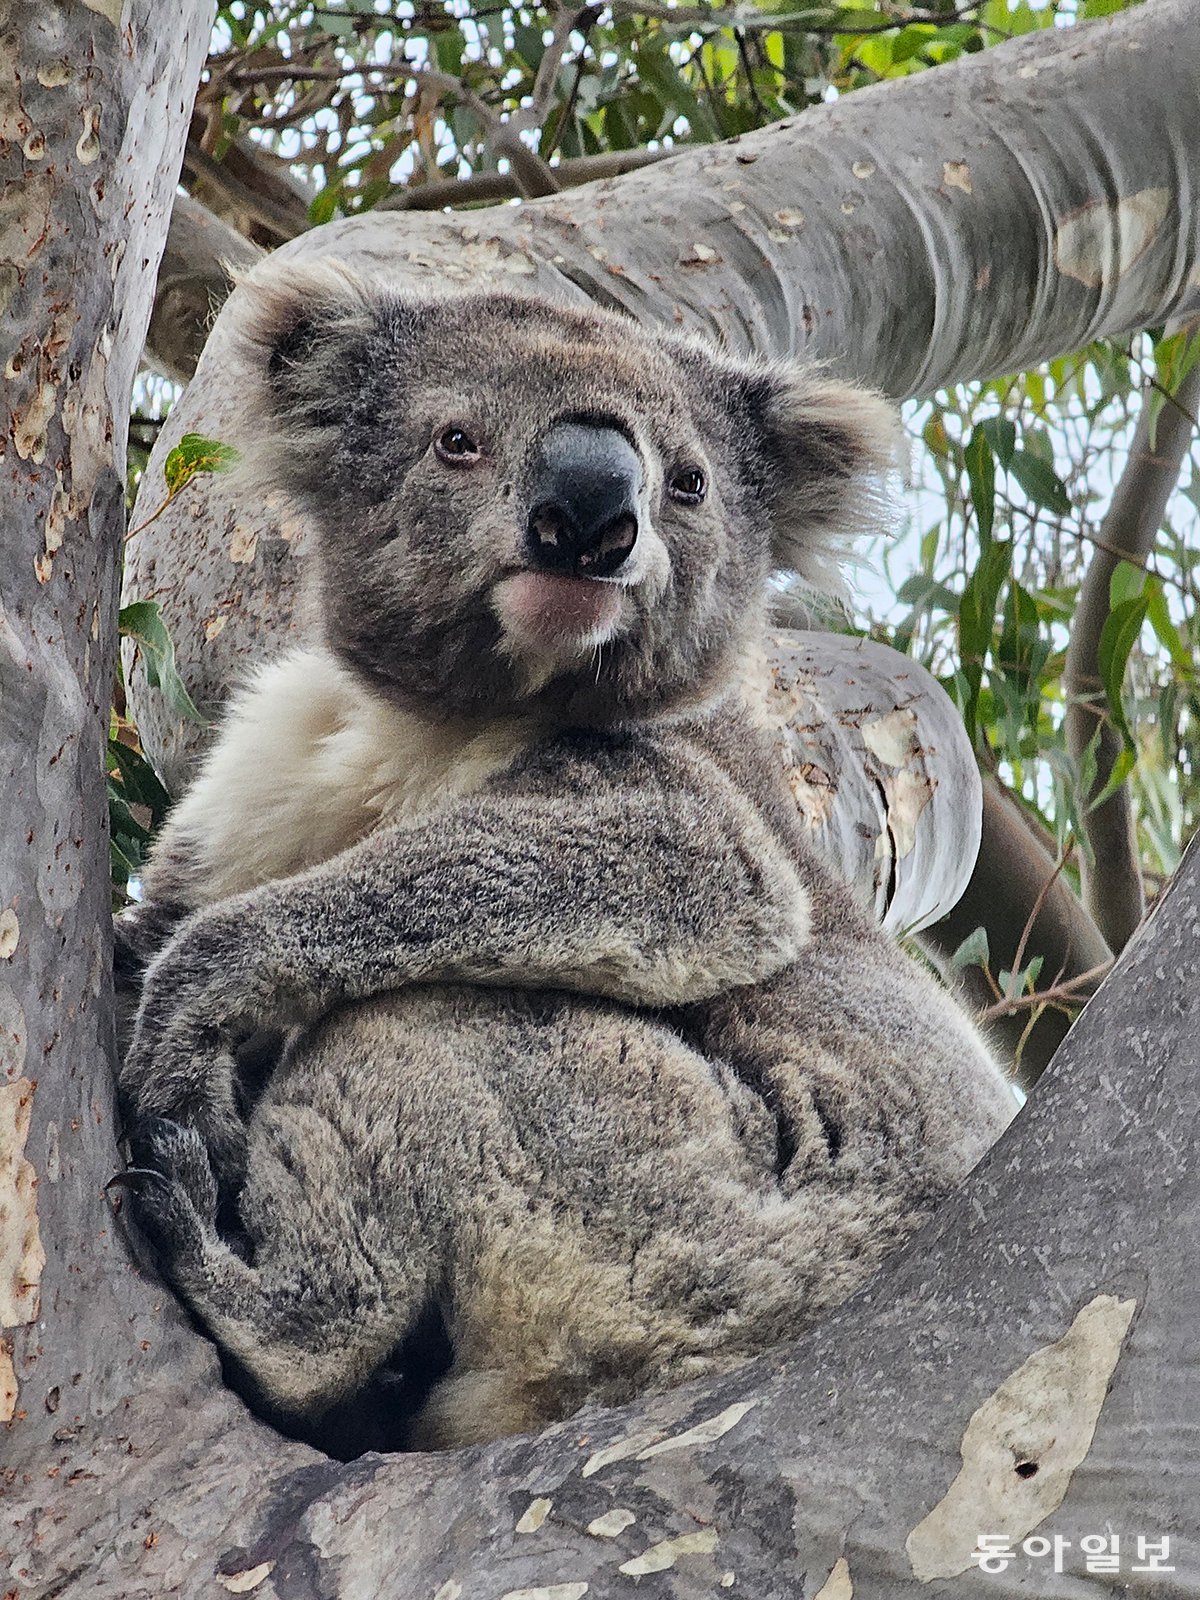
[{"x1": 168, "y1": 647, "x2": 534, "y2": 906}]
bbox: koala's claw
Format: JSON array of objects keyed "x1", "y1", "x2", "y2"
[
  {"x1": 114, "y1": 1117, "x2": 220, "y2": 1279},
  {"x1": 128, "y1": 1116, "x2": 219, "y2": 1218}
]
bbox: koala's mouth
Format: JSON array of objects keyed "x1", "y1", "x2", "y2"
[{"x1": 493, "y1": 570, "x2": 624, "y2": 656}]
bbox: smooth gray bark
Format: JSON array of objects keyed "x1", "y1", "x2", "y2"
[
  {"x1": 145, "y1": 191, "x2": 262, "y2": 383},
  {"x1": 0, "y1": 0, "x2": 213, "y2": 1458}
]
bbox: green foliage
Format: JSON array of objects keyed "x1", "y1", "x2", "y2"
[
  {"x1": 114, "y1": 429, "x2": 240, "y2": 898},
  {"x1": 203, "y1": 0, "x2": 1091, "y2": 221},
  {"x1": 108, "y1": 601, "x2": 207, "y2": 903},
  {"x1": 117, "y1": 602, "x2": 207, "y2": 727},
  {"x1": 950, "y1": 925, "x2": 990, "y2": 973},
  {"x1": 107, "y1": 723, "x2": 172, "y2": 904},
  {"x1": 865, "y1": 331, "x2": 1199, "y2": 899},
  {"x1": 163, "y1": 433, "x2": 240, "y2": 495}
]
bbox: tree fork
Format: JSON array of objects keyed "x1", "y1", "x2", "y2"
[{"x1": 4, "y1": 3, "x2": 1200, "y2": 1595}]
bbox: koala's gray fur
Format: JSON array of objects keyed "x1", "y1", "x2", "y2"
[{"x1": 117, "y1": 263, "x2": 1014, "y2": 1453}]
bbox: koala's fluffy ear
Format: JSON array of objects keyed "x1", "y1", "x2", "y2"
[
  {"x1": 233, "y1": 257, "x2": 380, "y2": 410},
  {"x1": 740, "y1": 365, "x2": 902, "y2": 596},
  {"x1": 228, "y1": 259, "x2": 395, "y2": 497}
]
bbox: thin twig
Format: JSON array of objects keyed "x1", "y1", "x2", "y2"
[
  {"x1": 376, "y1": 146, "x2": 669, "y2": 210},
  {"x1": 1006, "y1": 840, "x2": 1073, "y2": 1003},
  {"x1": 734, "y1": 27, "x2": 769, "y2": 121},
  {"x1": 980, "y1": 960, "x2": 1113, "y2": 1021}
]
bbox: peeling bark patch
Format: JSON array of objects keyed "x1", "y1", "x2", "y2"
[
  {"x1": 13, "y1": 366, "x2": 58, "y2": 463},
  {"x1": 433, "y1": 1584, "x2": 462, "y2": 1600},
  {"x1": 581, "y1": 1429, "x2": 659, "y2": 1477},
  {"x1": 516, "y1": 1497, "x2": 552, "y2": 1533},
  {"x1": 787, "y1": 762, "x2": 837, "y2": 829},
  {"x1": 0, "y1": 909, "x2": 17, "y2": 960},
  {"x1": 587, "y1": 1509, "x2": 636, "y2": 1538},
  {"x1": 1053, "y1": 188, "x2": 1169, "y2": 289},
  {"x1": 217, "y1": 1563, "x2": 275, "y2": 1593},
  {"x1": 880, "y1": 769, "x2": 934, "y2": 860},
  {"x1": 906, "y1": 1294, "x2": 1137, "y2": 1582},
  {"x1": 13, "y1": 305, "x2": 75, "y2": 468},
  {"x1": 679, "y1": 242, "x2": 721, "y2": 265},
  {"x1": 0, "y1": 989, "x2": 27, "y2": 1076},
  {"x1": 36, "y1": 59, "x2": 72, "y2": 87},
  {"x1": 861, "y1": 709, "x2": 933, "y2": 859},
  {"x1": 0, "y1": 171, "x2": 53, "y2": 271},
  {"x1": 0, "y1": 1078, "x2": 45, "y2": 1330},
  {"x1": 499, "y1": 1586, "x2": 587, "y2": 1600},
  {"x1": 0, "y1": 1339, "x2": 15, "y2": 1422},
  {"x1": 861, "y1": 707, "x2": 919, "y2": 767},
  {"x1": 44, "y1": 1120, "x2": 60, "y2": 1183},
  {"x1": 76, "y1": 104, "x2": 102, "y2": 164},
  {"x1": 82, "y1": 0, "x2": 124, "y2": 21},
  {"x1": 942, "y1": 161, "x2": 972, "y2": 195},
  {"x1": 814, "y1": 1556, "x2": 853, "y2": 1599},
  {"x1": 637, "y1": 1399, "x2": 756, "y2": 1459},
  {"x1": 230, "y1": 527, "x2": 259, "y2": 565},
  {"x1": 619, "y1": 1529, "x2": 719, "y2": 1575}
]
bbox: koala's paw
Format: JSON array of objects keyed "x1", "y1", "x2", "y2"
[{"x1": 112, "y1": 1117, "x2": 219, "y2": 1282}]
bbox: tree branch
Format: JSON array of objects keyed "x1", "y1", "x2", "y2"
[
  {"x1": 377, "y1": 146, "x2": 669, "y2": 211},
  {"x1": 146, "y1": 193, "x2": 263, "y2": 383},
  {"x1": 608, "y1": 0, "x2": 999, "y2": 37},
  {"x1": 979, "y1": 958, "x2": 1113, "y2": 1021},
  {"x1": 1063, "y1": 327, "x2": 1200, "y2": 953},
  {"x1": 922, "y1": 777, "x2": 1113, "y2": 1086},
  {"x1": 182, "y1": 116, "x2": 313, "y2": 244}
]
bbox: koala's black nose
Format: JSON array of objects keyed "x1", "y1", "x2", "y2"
[{"x1": 526, "y1": 423, "x2": 641, "y2": 578}]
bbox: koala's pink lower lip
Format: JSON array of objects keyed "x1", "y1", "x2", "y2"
[{"x1": 499, "y1": 571, "x2": 622, "y2": 645}]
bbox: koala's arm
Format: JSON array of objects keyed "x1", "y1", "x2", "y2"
[{"x1": 119, "y1": 729, "x2": 811, "y2": 1179}]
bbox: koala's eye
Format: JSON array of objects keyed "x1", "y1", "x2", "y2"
[
  {"x1": 668, "y1": 465, "x2": 707, "y2": 505},
  {"x1": 434, "y1": 427, "x2": 482, "y2": 465}
]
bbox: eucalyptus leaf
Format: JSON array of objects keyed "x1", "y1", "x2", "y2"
[
  {"x1": 1009, "y1": 450, "x2": 1071, "y2": 515},
  {"x1": 162, "y1": 433, "x2": 240, "y2": 497},
  {"x1": 119, "y1": 601, "x2": 207, "y2": 727}
]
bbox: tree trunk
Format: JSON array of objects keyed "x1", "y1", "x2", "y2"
[
  {"x1": 6, "y1": 3, "x2": 1200, "y2": 1595},
  {"x1": 0, "y1": 0, "x2": 212, "y2": 1499}
]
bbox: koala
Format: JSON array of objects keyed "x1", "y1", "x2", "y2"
[{"x1": 116, "y1": 263, "x2": 1014, "y2": 1454}]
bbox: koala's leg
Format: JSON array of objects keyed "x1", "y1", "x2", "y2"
[
  {"x1": 123, "y1": 1115, "x2": 435, "y2": 1424},
  {"x1": 112, "y1": 898, "x2": 192, "y2": 1058}
]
